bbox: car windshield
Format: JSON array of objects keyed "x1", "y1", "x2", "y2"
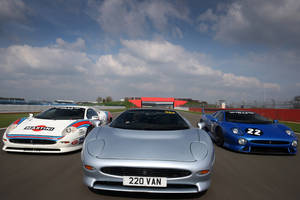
[
  {"x1": 35, "y1": 107, "x2": 85, "y2": 120},
  {"x1": 225, "y1": 111, "x2": 272, "y2": 124},
  {"x1": 110, "y1": 109, "x2": 190, "y2": 130}
]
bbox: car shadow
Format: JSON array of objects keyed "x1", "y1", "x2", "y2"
[{"x1": 89, "y1": 188, "x2": 207, "y2": 199}]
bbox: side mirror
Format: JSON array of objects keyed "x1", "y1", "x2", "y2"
[
  {"x1": 197, "y1": 122, "x2": 204, "y2": 129},
  {"x1": 273, "y1": 120, "x2": 278, "y2": 123},
  {"x1": 29, "y1": 113, "x2": 33, "y2": 117},
  {"x1": 91, "y1": 116, "x2": 100, "y2": 120}
]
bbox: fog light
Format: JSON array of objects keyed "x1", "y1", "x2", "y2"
[
  {"x1": 60, "y1": 141, "x2": 70, "y2": 144},
  {"x1": 238, "y1": 138, "x2": 247, "y2": 145},
  {"x1": 84, "y1": 165, "x2": 95, "y2": 170},
  {"x1": 292, "y1": 140, "x2": 298, "y2": 147},
  {"x1": 198, "y1": 170, "x2": 210, "y2": 175}
]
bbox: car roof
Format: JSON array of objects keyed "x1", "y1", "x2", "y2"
[{"x1": 51, "y1": 105, "x2": 90, "y2": 109}]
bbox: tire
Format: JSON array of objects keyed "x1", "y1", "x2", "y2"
[{"x1": 214, "y1": 127, "x2": 224, "y2": 146}]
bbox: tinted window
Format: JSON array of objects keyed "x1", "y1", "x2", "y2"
[
  {"x1": 87, "y1": 108, "x2": 98, "y2": 119},
  {"x1": 110, "y1": 109, "x2": 190, "y2": 130},
  {"x1": 35, "y1": 107, "x2": 85, "y2": 120},
  {"x1": 225, "y1": 111, "x2": 272, "y2": 124}
]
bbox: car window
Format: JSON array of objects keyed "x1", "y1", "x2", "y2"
[
  {"x1": 86, "y1": 108, "x2": 98, "y2": 119},
  {"x1": 110, "y1": 109, "x2": 190, "y2": 131},
  {"x1": 35, "y1": 107, "x2": 85, "y2": 120},
  {"x1": 215, "y1": 112, "x2": 224, "y2": 121},
  {"x1": 225, "y1": 111, "x2": 272, "y2": 124}
]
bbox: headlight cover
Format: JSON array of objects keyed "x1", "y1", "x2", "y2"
[
  {"x1": 4, "y1": 123, "x2": 18, "y2": 135},
  {"x1": 232, "y1": 128, "x2": 243, "y2": 135},
  {"x1": 285, "y1": 130, "x2": 292, "y2": 136},
  {"x1": 62, "y1": 126, "x2": 78, "y2": 136}
]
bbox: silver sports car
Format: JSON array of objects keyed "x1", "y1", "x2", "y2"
[{"x1": 81, "y1": 109, "x2": 215, "y2": 193}]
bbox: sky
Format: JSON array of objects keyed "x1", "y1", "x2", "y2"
[{"x1": 0, "y1": 0, "x2": 299, "y2": 103}]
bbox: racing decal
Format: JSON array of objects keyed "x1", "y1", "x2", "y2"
[
  {"x1": 165, "y1": 111, "x2": 175, "y2": 114},
  {"x1": 24, "y1": 125, "x2": 55, "y2": 131},
  {"x1": 12, "y1": 118, "x2": 27, "y2": 125},
  {"x1": 6, "y1": 134, "x2": 64, "y2": 141},
  {"x1": 246, "y1": 128, "x2": 263, "y2": 136},
  {"x1": 69, "y1": 120, "x2": 92, "y2": 128}
]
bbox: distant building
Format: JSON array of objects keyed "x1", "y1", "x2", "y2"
[
  {"x1": 54, "y1": 100, "x2": 75, "y2": 104},
  {"x1": 0, "y1": 97, "x2": 26, "y2": 104},
  {"x1": 128, "y1": 97, "x2": 187, "y2": 109}
]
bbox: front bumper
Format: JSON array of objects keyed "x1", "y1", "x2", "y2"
[
  {"x1": 224, "y1": 138, "x2": 297, "y2": 154},
  {"x1": 2, "y1": 138, "x2": 83, "y2": 153},
  {"x1": 81, "y1": 154, "x2": 214, "y2": 193}
]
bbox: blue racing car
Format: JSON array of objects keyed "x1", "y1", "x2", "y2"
[{"x1": 200, "y1": 110, "x2": 298, "y2": 154}]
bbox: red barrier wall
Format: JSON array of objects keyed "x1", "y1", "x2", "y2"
[
  {"x1": 129, "y1": 97, "x2": 187, "y2": 108},
  {"x1": 189, "y1": 108, "x2": 300, "y2": 123}
]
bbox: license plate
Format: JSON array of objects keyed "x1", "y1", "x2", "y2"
[{"x1": 123, "y1": 176, "x2": 167, "y2": 187}]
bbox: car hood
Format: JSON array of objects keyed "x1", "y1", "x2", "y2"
[
  {"x1": 94, "y1": 126, "x2": 200, "y2": 162},
  {"x1": 226, "y1": 122, "x2": 294, "y2": 139},
  {"x1": 8, "y1": 117, "x2": 76, "y2": 137}
]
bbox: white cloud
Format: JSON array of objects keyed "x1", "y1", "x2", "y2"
[
  {"x1": 87, "y1": 0, "x2": 189, "y2": 37},
  {"x1": 0, "y1": 38, "x2": 281, "y2": 101},
  {"x1": 198, "y1": 0, "x2": 300, "y2": 48},
  {"x1": 54, "y1": 38, "x2": 86, "y2": 51}
]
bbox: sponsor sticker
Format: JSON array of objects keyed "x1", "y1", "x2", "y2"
[{"x1": 24, "y1": 125, "x2": 55, "y2": 131}]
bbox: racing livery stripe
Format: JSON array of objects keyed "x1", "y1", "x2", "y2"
[
  {"x1": 70, "y1": 120, "x2": 92, "y2": 128},
  {"x1": 13, "y1": 118, "x2": 27, "y2": 125},
  {"x1": 6, "y1": 134, "x2": 64, "y2": 141},
  {"x1": 104, "y1": 111, "x2": 108, "y2": 120}
]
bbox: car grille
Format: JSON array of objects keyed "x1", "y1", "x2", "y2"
[
  {"x1": 251, "y1": 140, "x2": 289, "y2": 145},
  {"x1": 9, "y1": 139, "x2": 56, "y2": 145},
  {"x1": 101, "y1": 167, "x2": 192, "y2": 178},
  {"x1": 250, "y1": 146, "x2": 289, "y2": 154},
  {"x1": 6, "y1": 147, "x2": 60, "y2": 151}
]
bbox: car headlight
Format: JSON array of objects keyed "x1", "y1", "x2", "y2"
[
  {"x1": 238, "y1": 138, "x2": 247, "y2": 145},
  {"x1": 62, "y1": 126, "x2": 78, "y2": 136},
  {"x1": 4, "y1": 123, "x2": 18, "y2": 135},
  {"x1": 285, "y1": 130, "x2": 292, "y2": 136},
  {"x1": 232, "y1": 128, "x2": 239, "y2": 134},
  {"x1": 292, "y1": 140, "x2": 298, "y2": 147}
]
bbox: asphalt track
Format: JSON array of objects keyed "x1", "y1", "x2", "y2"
[{"x1": 0, "y1": 111, "x2": 300, "y2": 200}]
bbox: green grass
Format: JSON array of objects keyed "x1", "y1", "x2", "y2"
[
  {"x1": 0, "y1": 113, "x2": 30, "y2": 128},
  {"x1": 280, "y1": 121, "x2": 300, "y2": 133}
]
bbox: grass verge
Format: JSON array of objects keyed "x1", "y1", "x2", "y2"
[
  {"x1": 0, "y1": 113, "x2": 30, "y2": 128},
  {"x1": 280, "y1": 121, "x2": 300, "y2": 133}
]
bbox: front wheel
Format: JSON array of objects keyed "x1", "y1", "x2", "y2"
[{"x1": 214, "y1": 127, "x2": 224, "y2": 146}]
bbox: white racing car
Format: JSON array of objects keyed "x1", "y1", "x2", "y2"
[{"x1": 2, "y1": 106, "x2": 112, "y2": 153}]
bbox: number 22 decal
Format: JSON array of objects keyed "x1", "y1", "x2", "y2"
[{"x1": 246, "y1": 128, "x2": 262, "y2": 136}]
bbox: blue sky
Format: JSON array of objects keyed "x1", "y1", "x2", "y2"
[{"x1": 0, "y1": 0, "x2": 299, "y2": 103}]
